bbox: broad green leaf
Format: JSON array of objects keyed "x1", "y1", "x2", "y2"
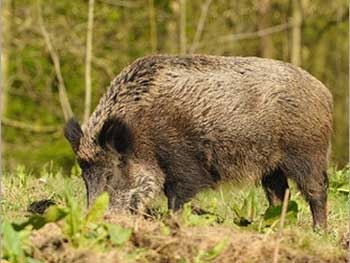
[
  {"x1": 187, "y1": 213, "x2": 218, "y2": 226},
  {"x1": 195, "y1": 238, "x2": 229, "y2": 262},
  {"x1": 181, "y1": 203, "x2": 219, "y2": 226},
  {"x1": 183, "y1": 212, "x2": 218, "y2": 226},
  {"x1": 85, "y1": 192, "x2": 109, "y2": 224},
  {"x1": 231, "y1": 191, "x2": 258, "y2": 226},
  {"x1": 26, "y1": 258, "x2": 44, "y2": 263},
  {"x1": 12, "y1": 206, "x2": 67, "y2": 231},
  {"x1": 203, "y1": 238, "x2": 230, "y2": 260},
  {"x1": 231, "y1": 203, "x2": 243, "y2": 218},
  {"x1": 247, "y1": 190, "x2": 257, "y2": 221},
  {"x1": 63, "y1": 189, "x2": 83, "y2": 246},
  {"x1": 125, "y1": 248, "x2": 148, "y2": 262},
  {"x1": 45, "y1": 205, "x2": 68, "y2": 222},
  {"x1": 12, "y1": 215, "x2": 46, "y2": 232},
  {"x1": 2, "y1": 222, "x2": 26, "y2": 262},
  {"x1": 337, "y1": 188, "x2": 349, "y2": 194},
  {"x1": 263, "y1": 200, "x2": 298, "y2": 225},
  {"x1": 105, "y1": 223, "x2": 132, "y2": 246}
]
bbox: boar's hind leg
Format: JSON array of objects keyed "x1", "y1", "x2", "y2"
[
  {"x1": 282, "y1": 155, "x2": 328, "y2": 229},
  {"x1": 262, "y1": 167, "x2": 289, "y2": 207},
  {"x1": 299, "y1": 169, "x2": 328, "y2": 230}
]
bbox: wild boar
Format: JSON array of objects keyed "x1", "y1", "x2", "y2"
[{"x1": 64, "y1": 55, "x2": 333, "y2": 229}]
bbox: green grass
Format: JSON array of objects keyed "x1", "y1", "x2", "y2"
[
  {"x1": 2, "y1": 165, "x2": 85, "y2": 221},
  {"x1": 1, "y1": 166, "x2": 349, "y2": 262}
]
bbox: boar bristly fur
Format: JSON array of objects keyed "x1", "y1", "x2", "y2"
[{"x1": 64, "y1": 55, "x2": 332, "y2": 229}]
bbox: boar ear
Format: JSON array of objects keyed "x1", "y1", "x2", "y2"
[
  {"x1": 98, "y1": 118, "x2": 133, "y2": 154},
  {"x1": 64, "y1": 118, "x2": 83, "y2": 153}
]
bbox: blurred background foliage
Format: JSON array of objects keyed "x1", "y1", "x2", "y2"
[{"x1": 1, "y1": 0, "x2": 348, "y2": 172}]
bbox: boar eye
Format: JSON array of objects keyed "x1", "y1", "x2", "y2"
[{"x1": 98, "y1": 118, "x2": 134, "y2": 154}]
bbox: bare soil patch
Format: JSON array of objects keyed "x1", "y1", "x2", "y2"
[{"x1": 29, "y1": 215, "x2": 347, "y2": 263}]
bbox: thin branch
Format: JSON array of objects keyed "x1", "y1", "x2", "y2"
[
  {"x1": 84, "y1": 0, "x2": 95, "y2": 124},
  {"x1": 45, "y1": 22, "x2": 114, "y2": 78},
  {"x1": 148, "y1": 0, "x2": 157, "y2": 53},
  {"x1": 69, "y1": 46, "x2": 114, "y2": 79},
  {"x1": 37, "y1": 0, "x2": 73, "y2": 121},
  {"x1": 220, "y1": 22, "x2": 291, "y2": 43},
  {"x1": 1, "y1": 117, "x2": 58, "y2": 133},
  {"x1": 272, "y1": 189, "x2": 290, "y2": 263},
  {"x1": 199, "y1": 22, "x2": 292, "y2": 48},
  {"x1": 97, "y1": 0, "x2": 141, "y2": 8},
  {"x1": 189, "y1": 0, "x2": 212, "y2": 54},
  {"x1": 179, "y1": 0, "x2": 186, "y2": 54}
]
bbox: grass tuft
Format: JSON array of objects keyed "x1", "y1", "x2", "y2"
[{"x1": 2, "y1": 166, "x2": 348, "y2": 262}]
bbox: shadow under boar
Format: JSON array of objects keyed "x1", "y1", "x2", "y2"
[{"x1": 64, "y1": 55, "x2": 333, "y2": 229}]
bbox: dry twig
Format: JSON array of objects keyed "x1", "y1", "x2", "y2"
[
  {"x1": 189, "y1": 0, "x2": 212, "y2": 54},
  {"x1": 148, "y1": 0, "x2": 157, "y2": 53},
  {"x1": 1, "y1": 117, "x2": 58, "y2": 133},
  {"x1": 98, "y1": 0, "x2": 141, "y2": 8},
  {"x1": 84, "y1": 0, "x2": 95, "y2": 123},
  {"x1": 273, "y1": 189, "x2": 290, "y2": 263},
  {"x1": 198, "y1": 22, "x2": 292, "y2": 48},
  {"x1": 37, "y1": 0, "x2": 73, "y2": 121}
]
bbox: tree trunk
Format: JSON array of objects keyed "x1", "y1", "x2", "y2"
[
  {"x1": 290, "y1": 0, "x2": 302, "y2": 65},
  {"x1": 167, "y1": 1, "x2": 178, "y2": 54},
  {"x1": 1, "y1": 0, "x2": 11, "y2": 118},
  {"x1": 258, "y1": 0, "x2": 274, "y2": 58}
]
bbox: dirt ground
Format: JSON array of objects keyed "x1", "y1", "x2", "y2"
[{"x1": 27, "y1": 215, "x2": 347, "y2": 263}]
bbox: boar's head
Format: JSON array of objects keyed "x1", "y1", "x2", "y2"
[{"x1": 64, "y1": 118, "x2": 160, "y2": 213}]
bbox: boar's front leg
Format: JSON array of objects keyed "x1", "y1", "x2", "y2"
[
  {"x1": 164, "y1": 176, "x2": 210, "y2": 211},
  {"x1": 164, "y1": 179, "x2": 193, "y2": 211},
  {"x1": 159, "y1": 154, "x2": 215, "y2": 211},
  {"x1": 262, "y1": 167, "x2": 289, "y2": 206}
]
